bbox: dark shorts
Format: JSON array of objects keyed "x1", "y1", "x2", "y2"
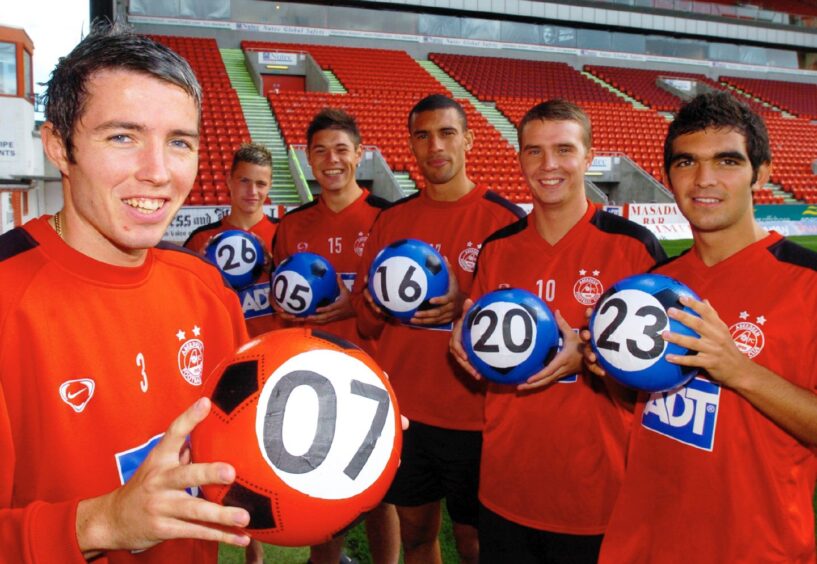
[
  {"x1": 384, "y1": 420, "x2": 481, "y2": 526},
  {"x1": 479, "y1": 504, "x2": 603, "y2": 564}
]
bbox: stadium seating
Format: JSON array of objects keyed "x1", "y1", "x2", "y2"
[
  {"x1": 242, "y1": 41, "x2": 446, "y2": 97},
  {"x1": 720, "y1": 75, "x2": 817, "y2": 119},
  {"x1": 430, "y1": 53, "x2": 621, "y2": 104},
  {"x1": 243, "y1": 42, "x2": 530, "y2": 200},
  {"x1": 150, "y1": 35, "x2": 252, "y2": 206}
]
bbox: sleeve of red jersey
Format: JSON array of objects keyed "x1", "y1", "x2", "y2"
[
  {"x1": 351, "y1": 218, "x2": 386, "y2": 338},
  {"x1": 0, "y1": 382, "x2": 86, "y2": 563}
]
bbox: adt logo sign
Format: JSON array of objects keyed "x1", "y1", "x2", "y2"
[
  {"x1": 642, "y1": 377, "x2": 721, "y2": 451},
  {"x1": 240, "y1": 283, "x2": 272, "y2": 319}
]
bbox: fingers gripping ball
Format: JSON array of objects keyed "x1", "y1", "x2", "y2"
[
  {"x1": 462, "y1": 289, "x2": 560, "y2": 385},
  {"x1": 589, "y1": 273, "x2": 701, "y2": 393},
  {"x1": 204, "y1": 230, "x2": 266, "y2": 290},
  {"x1": 191, "y1": 328, "x2": 403, "y2": 546},
  {"x1": 367, "y1": 239, "x2": 450, "y2": 320},
  {"x1": 271, "y1": 252, "x2": 340, "y2": 317}
]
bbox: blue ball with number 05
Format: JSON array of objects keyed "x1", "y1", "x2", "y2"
[
  {"x1": 272, "y1": 252, "x2": 340, "y2": 317},
  {"x1": 589, "y1": 273, "x2": 701, "y2": 392}
]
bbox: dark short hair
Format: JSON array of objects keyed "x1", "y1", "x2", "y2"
[
  {"x1": 664, "y1": 91, "x2": 771, "y2": 183},
  {"x1": 517, "y1": 99, "x2": 592, "y2": 150},
  {"x1": 230, "y1": 143, "x2": 273, "y2": 175},
  {"x1": 306, "y1": 107, "x2": 361, "y2": 148},
  {"x1": 44, "y1": 20, "x2": 201, "y2": 163},
  {"x1": 407, "y1": 94, "x2": 468, "y2": 132}
]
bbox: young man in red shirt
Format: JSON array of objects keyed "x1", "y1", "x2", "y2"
[
  {"x1": 272, "y1": 108, "x2": 396, "y2": 564},
  {"x1": 450, "y1": 99, "x2": 665, "y2": 563},
  {"x1": 184, "y1": 143, "x2": 276, "y2": 336},
  {"x1": 0, "y1": 25, "x2": 251, "y2": 562},
  {"x1": 354, "y1": 94, "x2": 524, "y2": 564},
  {"x1": 593, "y1": 91, "x2": 817, "y2": 563}
]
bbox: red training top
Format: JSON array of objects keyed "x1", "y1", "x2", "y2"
[
  {"x1": 600, "y1": 232, "x2": 817, "y2": 563},
  {"x1": 472, "y1": 205, "x2": 665, "y2": 534},
  {"x1": 0, "y1": 217, "x2": 248, "y2": 563},
  {"x1": 353, "y1": 185, "x2": 524, "y2": 430}
]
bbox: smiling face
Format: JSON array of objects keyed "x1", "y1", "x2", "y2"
[
  {"x1": 518, "y1": 118, "x2": 593, "y2": 211},
  {"x1": 666, "y1": 126, "x2": 768, "y2": 236},
  {"x1": 307, "y1": 128, "x2": 362, "y2": 195},
  {"x1": 43, "y1": 68, "x2": 199, "y2": 266},
  {"x1": 228, "y1": 161, "x2": 272, "y2": 216},
  {"x1": 408, "y1": 108, "x2": 473, "y2": 189}
]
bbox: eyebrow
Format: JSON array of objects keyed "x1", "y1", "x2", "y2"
[
  {"x1": 93, "y1": 121, "x2": 199, "y2": 139},
  {"x1": 670, "y1": 150, "x2": 747, "y2": 165},
  {"x1": 714, "y1": 150, "x2": 747, "y2": 162}
]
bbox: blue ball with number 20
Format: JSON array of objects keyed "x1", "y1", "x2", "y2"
[
  {"x1": 589, "y1": 273, "x2": 701, "y2": 393},
  {"x1": 462, "y1": 288, "x2": 561, "y2": 385},
  {"x1": 367, "y1": 239, "x2": 449, "y2": 321}
]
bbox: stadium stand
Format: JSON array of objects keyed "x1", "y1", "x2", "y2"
[
  {"x1": 139, "y1": 36, "x2": 815, "y2": 206},
  {"x1": 720, "y1": 75, "x2": 817, "y2": 119},
  {"x1": 241, "y1": 42, "x2": 530, "y2": 200}
]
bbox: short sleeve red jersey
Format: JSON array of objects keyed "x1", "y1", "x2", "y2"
[
  {"x1": 600, "y1": 232, "x2": 817, "y2": 563},
  {"x1": 472, "y1": 205, "x2": 665, "y2": 534},
  {"x1": 353, "y1": 186, "x2": 524, "y2": 430},
  {"x1": 184, "y1": 215, "x2": 277, "y2": 336},
  {"x1": 272, "y1": 191, "x2": 388, "y2": 351},
  {"x1": 0, "y1": 217, "x2": 248, "y2": 563}
]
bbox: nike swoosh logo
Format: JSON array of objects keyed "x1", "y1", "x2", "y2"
[{"x1": 67, "y1": 388, "x2": 87, "y2": 400}]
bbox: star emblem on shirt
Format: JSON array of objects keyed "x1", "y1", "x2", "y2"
[
  {"x1": 592, "y1": 270, "x2": 600, "y2": 276},
  {"x1": 756, "y1": 315, "x2": 766, "y2": 325},
  {"x1": 579, "y1": 269, "x2": 587, "y2": 276},
  {"x1": 176, "y1": 329, "x2": 186, "y2": 341},
  {"x1": 739, "y1": 311, "x2": 749, "y2": 320},
  {"x1": 192, "y1": 325, "x2": 201, "y2": 337}
]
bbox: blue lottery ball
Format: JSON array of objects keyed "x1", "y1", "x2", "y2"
[
  {"x1": 204, "y1": 230, "x2": 266, "y2": 290},
  {"x1": 461, "y1": 289, "x2": 560, "y2": 385},
  {"x1": 589, "y1": 273, "x2": 701, "y2": 393},
  {"x1": 367, "y1": 239, "x2": 450, "y2": 321},
  {"x1": 271, "y1": 252, "x2": 340, "y2": 317}
]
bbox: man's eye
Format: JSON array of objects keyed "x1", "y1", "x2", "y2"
[{"x1": 171, "y1": 139, "x2": 194, "y2": 150}]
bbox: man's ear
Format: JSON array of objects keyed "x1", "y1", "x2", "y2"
[
  {"x1": 41, "y1": 122, "x2": 70, "y2": 176},
  {"x1": 752, "y1": 161, "x2": 771, "y2": 191}
]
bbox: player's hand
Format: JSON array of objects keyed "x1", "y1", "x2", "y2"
[
  {"x1": 362, "y1": 273, "x2": 387, "y2": 318},
  {"x1": 411, "y1": 258, "x2": 464, "y2": 326},
  {"x1": 271, "y1": 295, "x2": 302, "y2": 323},
  {"x1": 75, "y1": 398, "x2": 251, "y2": 557},
  {"x1": 518, "y1": 310, "x2": 582, "y2": 391},
  {"x1": 579, "y1": 306, "x2": 607, "y2": 378},
  {"x1": 306, "y1": 274, "x2": 355, "y2": 324},
  {"x1": 449, "y1": 298, "x2": 481, "y2": 380},
  {"x1": 663, "y1": 295, "x2": 748, "y2": 388}
]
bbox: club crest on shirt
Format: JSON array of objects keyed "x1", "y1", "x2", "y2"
[
  {"x1": 176, "y1": 326, "x2": 204, "y2": 386},
  {"x1": 573, "y1": 269, "x2": 603, "y2": 305},
  {"x1": 458, "y1": 242, "x2": 481, "y2": 273},
  {"x1": 729, "y1": 311, "x2": 766, "y2": 359},
  {"x1": 354, "y1": 232, "x2": 368, "y2": 257},
  {"x1": 296, "y1": 241, "x2": 309, "y2": 252},
  {"x1": 59, "y1": 378, "x2": 96, "y2": 413}
]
